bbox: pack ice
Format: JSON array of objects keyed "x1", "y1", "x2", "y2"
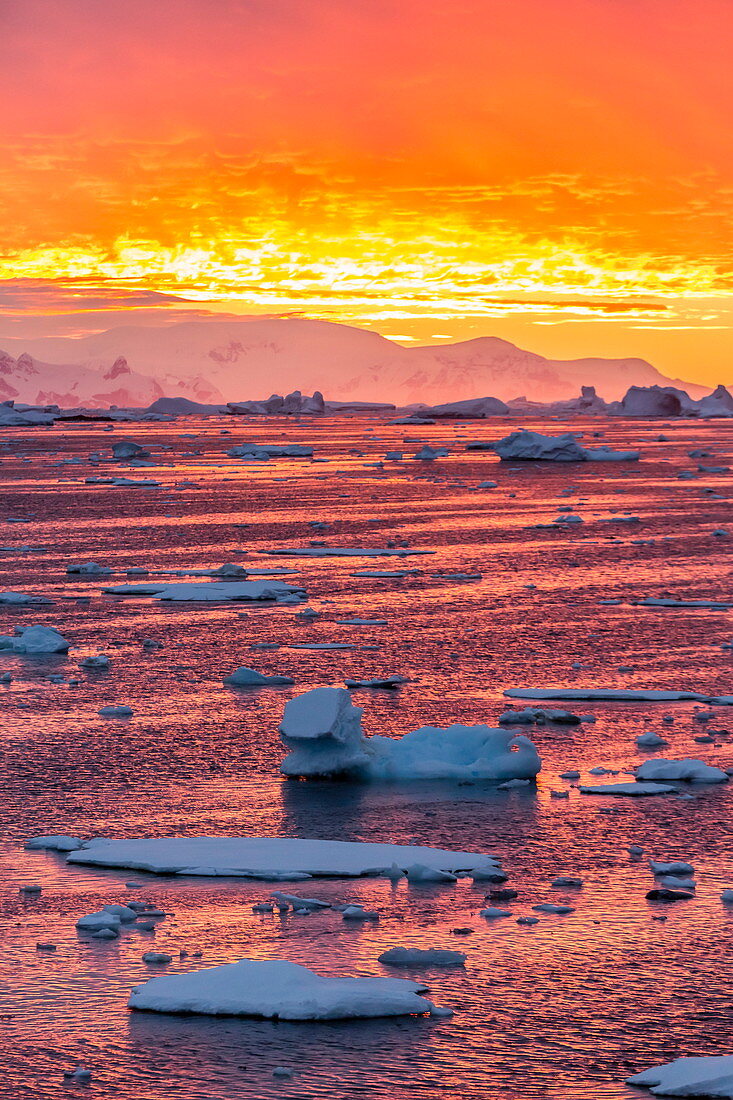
[{"x1": 279, "y1": 687, "x2": 541, "y2": 780}]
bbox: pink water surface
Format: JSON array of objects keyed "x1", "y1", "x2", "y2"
[{"x1": 1, "y1": 414, "x2": 732, "y2": 1099}]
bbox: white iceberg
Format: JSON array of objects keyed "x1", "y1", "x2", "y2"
[
  {"x1": 0, "y1": 625, "x2": 70, "y2": 654},
  {"x1": 505, "y1": 688, "x2": 733, "y2": 705},
  {"x1": 224, "y1": 667, "x2": 294, "y2": 687},
  {"x1": 65, "y1": 836, "x2": 496, "y2": 878},
  {"x1": 494, "y1": 430, "x2": 587, "y2": 462},
  {"x1": 635, "y1": 758, "x2": 729, "y2": 783},
  {"x1": 279, "y1": 687, "x2": 541, "y2": 781},
  {"x1": 128, "y1": 959, "x2": 442, "y2": 1020},
  {"x1": 627, "y1": 1055, "x2": 733, "y2": 1097}
]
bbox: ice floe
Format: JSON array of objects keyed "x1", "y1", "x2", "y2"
[
  {"x1": 580, "y1": 782, "x2": 677, "y2": 796},
  {"x1": 505, "y1": 688, "x2": 733, "y2": 705},
  {"x1": 65, "y1": 836, "x2": 495, "y2": 878},
  {"x1": 128, "y1": 959, "x2": 443, "y2": 1019},
  {"x1": 628, "y1": 1055, "x2": 733, "y2": 1097},
  {"x1": 103, "y1": 580, "x2": 305, "y2": 602},
  {"x1": 224, "y1": 667, "x2": 294, "y2": 686},
  {"x1": 635, "y1": 758, "x2": 729, "y2": 783},
  {"x1": 378, "y1": 948, "x2": 466, "y2": 967}
]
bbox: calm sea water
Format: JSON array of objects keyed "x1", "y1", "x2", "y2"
[{"x1": 1, "y1": 414, "x2": 732, "y2": 1099}]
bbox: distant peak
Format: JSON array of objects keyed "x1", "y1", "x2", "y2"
[{"x1": 104, "y1": 356, "x2": 131, "y2": 380}]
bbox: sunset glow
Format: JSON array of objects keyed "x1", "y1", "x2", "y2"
[{"x1": 1, "y1": 0, "x2": 733, "y2": 381}]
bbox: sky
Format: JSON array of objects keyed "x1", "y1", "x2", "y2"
[{"x1": 1, "y1": 0, "x2": 732, "y2": 384}]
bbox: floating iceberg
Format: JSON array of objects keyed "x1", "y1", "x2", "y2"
[
  {"x1": 493, "y1": 430, "x2": 640, "y2": 462},
  {"x1": 66, "y1": 835, "x2": 495, "y2": 878},
  {"x1": 0, "y1": 625, "x2": 70, "y2": 654},
  {"x1": 128, "y1": 959, "x2": 442, "y2": 1020},
  {"x1": 224, "y1": 667, "x2": 294, "y2": 686},
  {"x1": 279, "y1": 687, "x2": 541, "y2": 781},
  {"x1": 635, "y1": 758, "x2": 729, "y2": 783},
  {"x1": 628, "y1": 1055, "x2": 733, "y2": 1097},
  {"x1": 421, "y1": 396, "x2": 509, "y2": 418},
  {"x1": 493, "y1": 431, "x2": 587, "y2": 462}
]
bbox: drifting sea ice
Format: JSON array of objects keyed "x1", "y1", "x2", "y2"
[
  {"x1": 635, "y1": 758, "x2": 729, "y2": 783},
  {"x1": 0, "y1": 625, "x2": 70, "y2": 654},
  {"x1": 279, "y1": 687, "x2": 541, "y2": 781},
  {"x1": 128, "y1": 959, "x2": 445, "y2": 1019},
  {"x1": 505, "y1": 688, "x2": 733, "y2": 704},
  {"x1": 580, "y1": 782, "x2": 677, "y2": 796},
  {"x1": 65, "y1": 836, "x2": 497, "y2": 879},
  {"x1": 628, "y1": 1055, "x2": 733, "y2": 1097},
  {"x1": 223, "y1": 667, "x2": 294, "y2": 686},
  {"x1": 378, "y1": 948, "x2": 466, "y2": 967},
  {"x1": 102, "y1": 580, "x2": 306, "y2": 602}
]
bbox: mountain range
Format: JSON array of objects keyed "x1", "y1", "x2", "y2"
[{"x1": 0, "y1": 317, "x2": 709, "y2": 408}]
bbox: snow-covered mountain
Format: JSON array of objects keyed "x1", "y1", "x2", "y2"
[
  {"x1": 0, "y1": 318, "x2": 707, "y2": 407},
  {"x1": 0, "y1": 350, "x2": 165, "y2": 408}
]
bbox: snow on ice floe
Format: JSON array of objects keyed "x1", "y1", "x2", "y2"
[
  {"x1": 628, "y1": 1055, "x2": 733, "y2": 1097},
  {"x1": 25, "y1": 834, "x2": 83, "y2": 851},
  {"x1": 128, "y1": 959, "x2": 445, "y2": 1020},
  {"x1": 0, "y1": 625, "x2": 70, "y2": 654},
  {"x1": 65, "y1": 836, "x2": 497, "y2": 879},
  {"x1": 279, "y1": 687, "x2": 542, "y2": 781},
  {"x1": 505, "y1": 688, "x2": 733, "y2": 705},
  {"x1": 102, "y1": 580, "x2": 305, "y2": 602},
  {"x1": 635, "y1": 758, "x2": 729, "y2": 783},
  {"x1": 580, "y1": 782, "x2": 677, "y2": 796},
  {"x1": 224, "y1": 667, "x2": 294, "y2": 687}
]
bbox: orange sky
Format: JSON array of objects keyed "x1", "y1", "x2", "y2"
[{"x1": 1, "y1": 0, "x2": 732, "y2": 383}]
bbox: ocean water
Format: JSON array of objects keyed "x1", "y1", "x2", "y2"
[{"x1": 1, "y1": 414, "x2": 732, "y2": 1099}]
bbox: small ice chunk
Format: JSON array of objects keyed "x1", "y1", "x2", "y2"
[{"x1": 378, "y1": 948, "x2": 466, "y2": 967}]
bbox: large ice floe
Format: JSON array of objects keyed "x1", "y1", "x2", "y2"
[
  {"x1": 505, "y1": 688, "x2": 733, "y2": 705},
  {"x1": 628, "y1": 1055, "x2": 733, "y2": 1097},
  {"x1": 279, "y1": 687, "x2": 541, "y2": 780},
  {"x1": 65, "y1": 836, "x2": 498, "y2": 879},
  {"x1": 102, "y1": 580, "x2": 305, "y2": 602},
  {"x1": 128, "y1": 959, "x2": 443, "y2": 1019}
]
